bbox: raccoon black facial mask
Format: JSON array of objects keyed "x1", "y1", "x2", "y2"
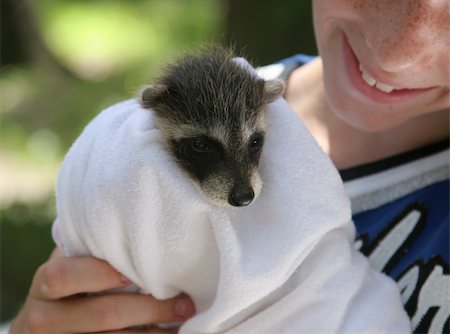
[{"x1": 139, "y1": 47, "x2": 284, "y2": 207}]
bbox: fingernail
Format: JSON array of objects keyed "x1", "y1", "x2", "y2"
[
  {"x1": 175, "y1": 297, "x2": 189, "y2": 318},
  {"x1": 41, "y1": 283, "x2": 49, "y2": 296},
  {"x1": 119, "y1": 274, "x2": 132, "y2": 285}
]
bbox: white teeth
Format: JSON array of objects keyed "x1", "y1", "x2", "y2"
[
  {"x1": 375, "y1": 82, "x2": 395, "y2": 93},
  {"x1": 362, "y1": 70, "x2": 376, "y2": 86},
  {"x1": 358, "y1": 63, "x2": 396, "y2": 93}
]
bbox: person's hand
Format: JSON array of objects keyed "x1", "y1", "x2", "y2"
[{"x1": 10, "y1": 249, "x2": 195, "y2": 333}]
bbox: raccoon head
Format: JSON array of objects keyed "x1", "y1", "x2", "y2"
[{"x1": 139, "y1": 48, "x2": 284, "y2": 207}]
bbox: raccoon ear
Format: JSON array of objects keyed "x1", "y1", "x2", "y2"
[
  {"x1": 139, "y1": 84, "x2": 168, "y2": 108},
  {"x1": 263, "y1": 79, "x2": 285, "y2": 104}
]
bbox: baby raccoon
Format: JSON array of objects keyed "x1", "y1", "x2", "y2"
[{"x1": 139, "y1": 47, "x2": 284, "y2": 207}]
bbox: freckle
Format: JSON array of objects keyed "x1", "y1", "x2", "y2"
[{"x1": 351, "y1": 0, "x2": 364, "y2": 11}]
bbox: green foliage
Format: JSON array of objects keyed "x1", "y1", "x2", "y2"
[
  {"x1": 1, "y1": 199, "x2": 55, "y2": 321},
  {"x1": 36, "y1": 0, "x2": 223, "y2": 80},
  {"x1": 1, "y1": 0, "x2": 223, "y2": 323},
  {"x1": 2, "y1": 0, "x2": 224, "y2": 151}
]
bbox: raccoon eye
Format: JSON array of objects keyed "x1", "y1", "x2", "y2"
[
  {"x1": 249, "y1": 133, "x2": 264, "y2": 152},
  {"x1": 191, "y1": 138, "x2": 211, "y2": 153},
  {"x1": 251, "y1": 137, "x2": 262, "y2": 147}
]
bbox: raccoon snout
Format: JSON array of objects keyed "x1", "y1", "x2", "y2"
[{"x1": 228, "y1": 186, "x2": 255, "y2": 207}]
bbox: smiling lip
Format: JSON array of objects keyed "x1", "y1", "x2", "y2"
[{"x1": 342, "y1": 34, "x2": 435, "y2": 104}]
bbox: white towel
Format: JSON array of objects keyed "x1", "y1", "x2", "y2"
[{"x1": 53, "y1": 97, "x2": 410, "y2": 333}]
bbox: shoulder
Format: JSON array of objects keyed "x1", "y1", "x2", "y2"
[{"x1": 256, "y1": 54, "x2": 316, "y2": 81}]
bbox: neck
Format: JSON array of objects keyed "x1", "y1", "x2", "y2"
[{"x1": 285, "y1": 58, "x2": 449, "y2": 169}]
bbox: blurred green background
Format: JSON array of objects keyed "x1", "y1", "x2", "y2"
[{"x1": 0, "y1": 0, "x2": 316, "y2": 322}]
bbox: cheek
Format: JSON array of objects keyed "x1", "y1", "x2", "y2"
[
  {"x1": 317, "y1": 0, "x2": 449, "y2": 72},
  {"x1": 169, "y1": 148, "x2": 215, "y2": 183},
  {"x1": 250, "y1": 171, "x2": 263, "y2": 198},
  {"x1": 312, "y1": 0, "x2": 354, "y2": 59},
  {"x1": 367, "y1": 2, "x2": 448, "y2": 68},
  {"x1": 249, "y1": 148, "x2": 263, "y2": 167},
  {"x1": 199, "y1": 173, "x2": 235, "y2": 206},
  {"x1": 173, "y1": 156, "x2": 219, "y2": 183}
]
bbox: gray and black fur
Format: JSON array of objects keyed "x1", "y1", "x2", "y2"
[{"x1": 139, "y1": 47, "x2": 284, "y2": 207}]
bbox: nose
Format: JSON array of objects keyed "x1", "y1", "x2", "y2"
[{"x1": 228, "y1": 186, "x2": 255, "y2": 207}]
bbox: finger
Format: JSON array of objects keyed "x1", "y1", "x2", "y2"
[
  {"x1": 30, "y1": 253, "x2": 131, "y2": 300},
  {"x1": 106, "y1": 329, "x2": 178, "y2": 334},
  {"x1": 105, "y1": 325, "x2": 179, "y2": 334},
  {"x1": 49, "y1": 247, "x2": 62, "y2": 259},
  {"x1": 31, "y1": 293, "x2": 194, "y2": 333}
]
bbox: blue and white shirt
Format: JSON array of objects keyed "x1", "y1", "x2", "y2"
[{"x1": 258, "y1": 55, "x2": 450, "y2": 333}]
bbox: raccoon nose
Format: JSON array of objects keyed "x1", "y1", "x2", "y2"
[{"x1": 228, "y1": 187, "x2": 255, "y2": 207}]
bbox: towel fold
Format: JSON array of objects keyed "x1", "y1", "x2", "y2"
[{"x1": 53, "y1": 95, "x2": 410, "y2": 333}]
